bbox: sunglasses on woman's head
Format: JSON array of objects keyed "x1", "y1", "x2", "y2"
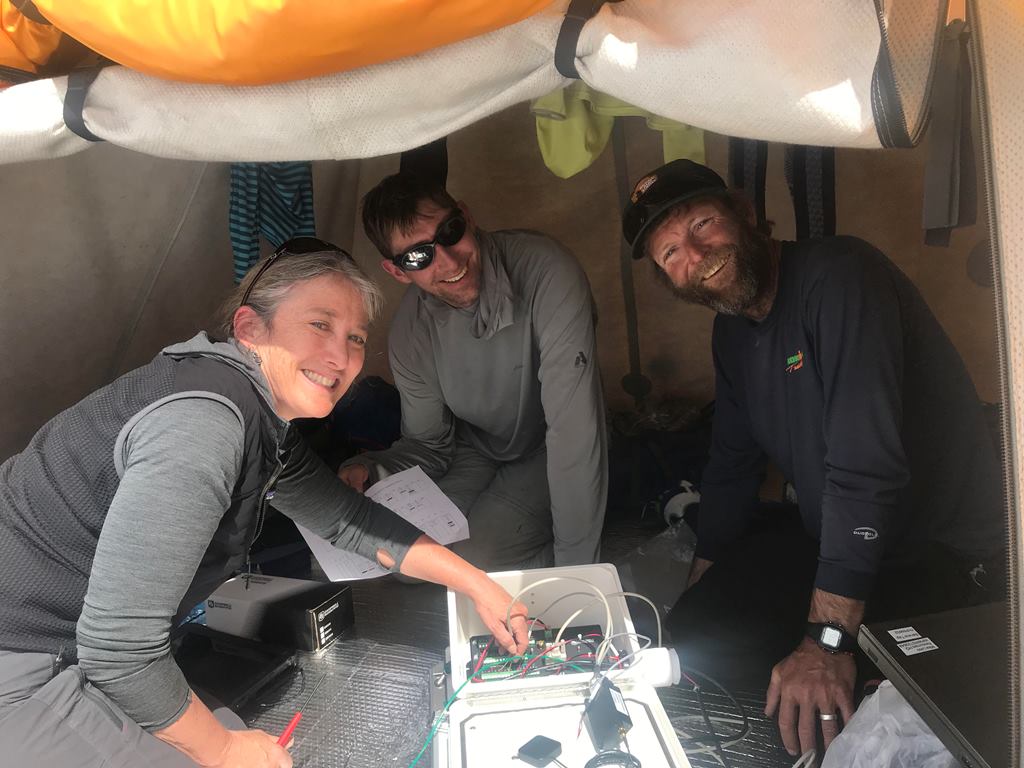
[
  {"x1": 391, "y1": 211, "x2": 467, "y2": 271},
  {"x1": 239, "y1": 236, "x2": 352, "y2": 308}
]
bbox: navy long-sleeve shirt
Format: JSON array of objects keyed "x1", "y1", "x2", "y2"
[{"x1": 696, "y1": 236, "x2": 1003, "y2": 600}]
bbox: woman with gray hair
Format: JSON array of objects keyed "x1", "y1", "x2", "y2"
[{"x1": 0, "y1": 238, "x2": 529, "y2": 768}]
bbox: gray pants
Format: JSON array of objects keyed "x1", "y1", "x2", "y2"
[
  {"x1": 439, "y1": 440, "x2": 554, "y2": 571},
  {"x1": 0, "y1": 650, "x2": 245, "y2": 767}
]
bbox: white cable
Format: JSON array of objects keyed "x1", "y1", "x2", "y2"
[
  {"x1": 606, "y1": 591, "x2": 662, "y2": 649},
  {"x1": 673, "y1": 727, "x2": 746, "y2": 753},
  {"x1": 596, "y1": 631, "x2": 651, "y2": 666},
  {"x1": 603, "y1": 633, "x2": 653, "y2": 672},
  {"x1": 532, "y1": 591, "x2": 602, "y2": 633},
  {"x1": 544, "y1": 590, "x2": 662, "y2": 653},
  {"x1": 672, "y1": 723, "x2": 735, "y2": 765},
  {"x1": 791, "y1": 749, "x2": 817, "y2": 768},
  {"x1": 553, "y1": 606, "x2": 589, "y2": 647},
  {"x1": 516, "y1": 585, "x2": 662, "y2": 665},
  {"x1": 682, "y1": 744, "x2": 728, "y2": 768},
  {"x1": 506, "y1": 577, "x2": 613, "y2": 654}
]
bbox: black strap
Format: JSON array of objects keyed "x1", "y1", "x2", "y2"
[
  {"x1": 555, "y1": 0, "x2": 610, "y2": 79},
  {"x1": 870, "y1": 0, "x2": 914, "y2": 148},
  {"x1": 922, "y1": 20, "x2": 976, "y2": 247},
  {"x1": 786, "y1": 146, "x2": 836, "y2": 240},
  {"x1": 727, "y1": 138, "x2": 768, "y2": 230},
  {"x1": 63, "y1": 68, "x2": 105, "y2": 142},
  {"x1": 0, "y1": 65, "x2": 38, "y2": 85},
  {"x1": 612, "y1": 121, "x2": 651, "y2": 407},
  {"x1": 11, "y1": 0, "x2": 49, "y2": 24}
]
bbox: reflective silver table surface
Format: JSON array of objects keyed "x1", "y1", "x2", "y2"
[{"x1": 238, "y1": 563, "x2": 795, "y2": 767}]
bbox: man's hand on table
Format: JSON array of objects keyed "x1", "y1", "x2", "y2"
[{"x1": 764, "y1": 636, "x2": 856, "y2": 756}]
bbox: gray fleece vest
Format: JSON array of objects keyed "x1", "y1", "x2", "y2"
[{"x1": 0, "y1": 351, "x2": 287, "y2": 656}]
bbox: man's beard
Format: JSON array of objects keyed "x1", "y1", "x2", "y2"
[{"x1": 655, "y1": 222, "x2": 772, "y2": 316}]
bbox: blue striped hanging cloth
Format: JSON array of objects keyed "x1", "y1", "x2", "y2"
[{"x1": 229, "y1": 162, "x2": 317, "y2": 282}]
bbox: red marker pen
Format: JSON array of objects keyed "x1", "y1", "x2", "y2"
[{"x1": 278, "y1": 672, "x2": 329, "y2": 746}]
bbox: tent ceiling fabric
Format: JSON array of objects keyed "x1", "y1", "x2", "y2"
[
  {"x1": 25, "y1": 0, "x2": 553, "y2": 85},
  {"x1": 0, "y1": 0, "x2": 948, "y2": 165}
]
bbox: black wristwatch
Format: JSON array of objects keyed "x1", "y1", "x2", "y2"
[{"x1": 806, "y1": 621, "x2": 857, "y2": 654}]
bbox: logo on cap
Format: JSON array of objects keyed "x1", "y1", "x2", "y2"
[{"x1": 631, "y1": 174, "x2": 658, "y2": 203}]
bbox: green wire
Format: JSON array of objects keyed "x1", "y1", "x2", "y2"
[
  {"x1": 406, "y1": 655, "x2": 590, "y2": 766},
  {"x1": 407, "y1": 676, "x2": 471, "y2": 768},
  {"x1": 406, "y1": 657, "x2": 522, "y2": 768}
]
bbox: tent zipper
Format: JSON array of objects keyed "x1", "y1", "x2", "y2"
[
  {"x1": 872, "y1": 0, "x2": 946, "y2": 147},
  {"x1": 966, "y1": 2, "x2": 1020, "y2": 765}
]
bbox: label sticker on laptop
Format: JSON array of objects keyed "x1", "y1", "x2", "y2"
[
  {"x1": 888, "y1": 626, "x2": 922, "y2": 642},
  {"x1": 898, "y1": 636, "x2": 938, "y2": 656}
]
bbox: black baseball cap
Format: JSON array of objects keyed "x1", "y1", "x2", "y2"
[{"x1": 622, "y1": 159, "x2": 728, "y2": 259}]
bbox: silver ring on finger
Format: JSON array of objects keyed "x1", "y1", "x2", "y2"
[{"x1": 818, "y1": 712, "x2": 838, "y2": 721}]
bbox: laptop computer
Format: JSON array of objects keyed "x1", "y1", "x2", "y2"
[{"x1": 858, "y1": 602, "x2": 1011, "y2": 768}]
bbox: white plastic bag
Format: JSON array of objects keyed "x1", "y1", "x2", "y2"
[{"x1": 821, "y1": 681, "x2": 957, "y2": 768}]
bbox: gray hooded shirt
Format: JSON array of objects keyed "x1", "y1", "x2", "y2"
[
  {"x1": 352, "y1": 230, "x2": 608, "y2": 565},
  {"x1": 1, "y1": 333, "x2": 422, "y2": 730}
]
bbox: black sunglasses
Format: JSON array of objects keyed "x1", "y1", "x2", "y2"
[
  {"x1": 240, "y1": 236, "x2": 352, "y2": 308},
  {"x1": 391, "y1": 211, "x2": 467, "y2": 271}
]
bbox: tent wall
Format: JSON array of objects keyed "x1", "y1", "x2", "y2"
[
  {"x1": 1, "y1": 0, "x2": 993, "y2": 462},
  {"x1": 0, "y1": 150, "x2": 360, "y2": 460},
  {"x1": 350, "y1": 106, "x2": 998, "y2": 409},
  {"x1": 1, "y1": 107, "x2": 998, "y2": 465},
  {"x1": 970, "y1": 0, "x2": 1024, "y2": 761}
]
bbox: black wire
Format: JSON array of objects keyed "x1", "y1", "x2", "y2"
[
  {"x1": 696, "y1": 684, "x2": 733, "y2": 768},
  {"x1": 624, "y1": 735, "x2": 640, "y2": 768},
  {"x1": 677, "y1": 666, "x2": 750, "y2": 746},
  {"x1": 257, "y1": 664, "x2": 306, "y2": 710},
  {"x1": 584, "y1": 750, "x2": 642, "y2": 768}
]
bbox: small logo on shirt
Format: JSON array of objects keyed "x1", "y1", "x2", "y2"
[
  {"x1": 574, "y1": 351, "x2": 589, "y2": 368},
  {"x1": 785, "y1": 350, "x2": 804, "y2": 373},
  {"x1": 852, "y1": 527, "x2": 879, "y2": 541}
]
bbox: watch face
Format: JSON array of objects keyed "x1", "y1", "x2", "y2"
[{"x1": 821, "y1": 626, "x2": 843, "y2": 648}]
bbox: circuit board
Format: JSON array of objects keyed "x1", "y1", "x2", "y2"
[{"x1": 467, "y1": 624, "x2": 607, "y2": 682}]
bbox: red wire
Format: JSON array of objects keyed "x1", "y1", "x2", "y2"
[
  {"x1": 520, "y1": 642, "x2": 566, "y2": 677},
  {"x1": 470, "y1": 637, "x2": 494, "y2": 680}
]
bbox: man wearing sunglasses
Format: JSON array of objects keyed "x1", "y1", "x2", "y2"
[
  {"x1": 623, "y1": 159, "x2": 1005, "y2": 759},
  {"x1": 337, "y1": 171, "x2": 608, "y2": 570}
]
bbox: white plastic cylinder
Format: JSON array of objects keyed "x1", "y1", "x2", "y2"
[{"x1": 628, "y1": 647, "x2": 681, "y2": 688}]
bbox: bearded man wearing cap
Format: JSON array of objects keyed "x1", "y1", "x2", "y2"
[
  {"x1": 622, "y1": 159, "x2": 1005, "y2": 757},
  {"x1": 337, "y1": 171, "x2": 607, "y2": 571}
]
